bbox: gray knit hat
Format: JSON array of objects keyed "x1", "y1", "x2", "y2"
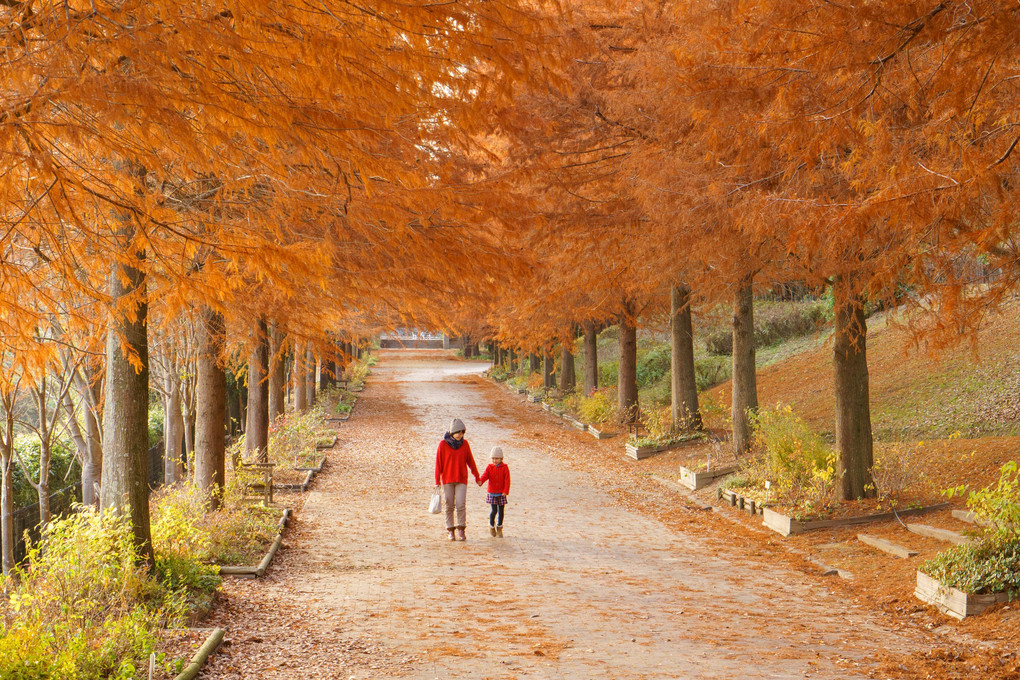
[
  {"x1": 450, "y1": 418, "x2": 466, "y2": 434},
  {"x1": 490, "y1": 446, "x2": 503, "y2": 459}
]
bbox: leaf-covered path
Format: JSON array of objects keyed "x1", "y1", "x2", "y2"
[{"x1": 204, "y1": 351, "x2": 923, "y2": 679}]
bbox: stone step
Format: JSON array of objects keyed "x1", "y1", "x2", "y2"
[
  {"x1": 906, "y1": 523, "x2": 975, "y2": 546},
  {"x1": 856, "y1": 533, "x2": 918, "y2": 559}
]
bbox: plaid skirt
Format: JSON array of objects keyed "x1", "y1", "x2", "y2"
[{"x1": 486, "y1": 493, "x2": 507, "y2": 506}]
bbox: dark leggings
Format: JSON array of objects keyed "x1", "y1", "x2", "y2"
[{"x1": 489, "y1": 504, "x2": 505, "y2": 527}]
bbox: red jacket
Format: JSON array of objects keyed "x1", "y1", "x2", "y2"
[
  {"x1": 435, "y1": 439, "x2": 480, "y2": 485},
  {"x1": 479, "y1": 463, "x2": 510, "y2": 495}
]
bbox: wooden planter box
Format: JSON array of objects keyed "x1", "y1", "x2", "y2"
[
  {"x1": 526, "y1": 395, "x2": 541, "y2": 403},
  {"x1": 625, "y1": 442, "x2": 669, "y2": 460},
  {"x1": 219, "y1": 509, "x2": 292, "y2": 578},
  {"x1": 915, "y1": 570, "x2": 1016, "y2": 620},
  {"x1": 542, "y1": 401, "x2": 552, "y2": 412},
  {"x1": 294, "y1": 455, "x2": 326, "y2": 473},
  {"x1": 588, "y1": 425, "x2": 617, "y2": 440},
  {"x1": 326, "y1": 413, "x2": 350, "y2": 424},
  {"x1": 315, "y1": 435, "x2": 338, "y2": 450},
  {"x1": 550, "y1": 407, "x2": 565, "y2": 418},
  {"x1": 563, "y1": 416, "x2": 587, "y2": 432},
  {"x1": 762, "y1": 502, "x2": 950, "y2": 537},
  {"x1": 679, "y1": 464, "x2": 737, "y2": 490}
]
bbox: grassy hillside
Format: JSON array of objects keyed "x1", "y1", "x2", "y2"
[{"x1": 707, "y1": 300, "x2": 1020, "y2": 442}]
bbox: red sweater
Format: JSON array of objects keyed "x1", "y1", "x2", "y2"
[
  {"x1": 434, "y1": 439, "x2": 480, "y2": 485},
  {"x1": 479, "y1": 463, "x2": 510, "y2": 495}
]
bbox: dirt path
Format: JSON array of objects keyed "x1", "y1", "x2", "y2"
[{"x1": 204, "y1": 351, "x2": 926, "y2": 679}]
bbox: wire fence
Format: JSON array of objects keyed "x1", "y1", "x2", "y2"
[{"x1": 10, "y1": 441, "x2": 166, "y2": 564}]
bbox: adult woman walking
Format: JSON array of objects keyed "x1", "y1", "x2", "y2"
[{"x1": 434, "y1": 418, "x2": 480, "y2": 541}]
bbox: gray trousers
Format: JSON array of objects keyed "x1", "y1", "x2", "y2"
[{"x1": 443, "y1": 483, "x2": 468, "y2": 530}]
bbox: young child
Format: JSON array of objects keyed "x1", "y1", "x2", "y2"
[{"x1": 478, "y1": 447, "x2": 510, "y2": 537}]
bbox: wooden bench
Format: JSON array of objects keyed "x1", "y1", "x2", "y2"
[
  {"x1": 237, "y1": 462, "x2": 276, "y2": 504},
  {"x1": 624, "y1": 406, "x2": 645, "y2": 437}
]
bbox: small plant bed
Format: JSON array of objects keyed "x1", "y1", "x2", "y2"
[
  {"x1": 319, "y1": 386, "x2": 356, "y2": 422},
  {"x1": 678, "y1": 463, "x2": 738, "y2": 490},
  {"x1": 218, "y1": 509, "x2": 292, "y2": 578},
  {"x1": 727, "y1": 404, "x2": 943, "y2": 534},
  {"x1": 588, "y1": 424, "x2": 618, "y2": 440},
  {"x1": 915, "y1": 461, "x2": 1020, "y2": 619},
  {"x1": 762, "y1": 502, "x2": 951, "y2": 536},
  {"x1": 626, "y1": 431, "x2": 706, "y2": 461},
  {"x1": 563, "y1": 415, "x2": 587, "y2": 431},
  {"x1": 293, "y1": 454, "x2": 327, "y2": 473},
  {"x1": 315, "y1": 435, "x2": 338, "y2": 450}
]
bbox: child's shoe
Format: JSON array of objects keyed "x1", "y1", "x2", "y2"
[
  {"x1": 489, "y1": 526, "x2": 497, "y2": 537},
  {"x1": 496, "y1": 526, "x2": 503, "y2": 538}
]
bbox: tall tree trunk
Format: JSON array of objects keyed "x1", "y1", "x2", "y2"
[
  {"x1": 833, "y1": 277, "x2": 876, "y2": 500},
  {"x1": 295, "y1": 341, "x2": 308, "y2": 412},
  {"x1": 732, "y1": 277, "x2": 758, "y2": 454},
  {"x1": 583, "y1": 322, "x2": 599, "y2": 396},
  {"x1": 559, "y1": 344, "x2": 576, "y2": 392},
  {"x1": 543, "y1": 351, "x2": 556, "y2": 389},
  {"x1": 81, "y1": 373, "x2": 103, "y2": 506},
  {"x1": 164, "y1": 379, "x2": 184, "y2": 484},
  {"x1": 1, "y1": 403, "x2": 14, "y2": 574},
  {"x1": 226, "y1": 381, "x2": 241, "y2": 436},
  {"x1": 670, "y1": 284, "x2": 702, "y2": 430},
  {"x1": 618, "y1": 305, "x2": 639, "y2": 421},
  {"x1": 268, "y1": 324, "x2": 286, "y2": 421},
  {"x1": 305, "y1": 345, "x2": 316, "y2": 407},
  {"x1": 100, "y1": 246, "x2": 154, "y2": 566},
  {"x1": 1, "y1": 453, "x2": 11, "y2": 575},
  {"x1": 246, "y1": 319, "x2": 270, "y2": 464},
  {"x1": 194, "y1": 308, "x2": 227, "y2": 511},
  {"x1": 507, "y1": 347, "x2": 515, "y2": 372},
  {"x1": 529, "y1": 353, "x2": 540, "y2": 372}
]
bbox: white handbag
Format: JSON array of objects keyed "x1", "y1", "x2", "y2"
[{"x1": 428, "y1": 486, "x2": 442, "y2": 514}]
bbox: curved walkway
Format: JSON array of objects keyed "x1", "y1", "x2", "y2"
[{"x1": 205, "y1": 350, "x2": 920, "y2": 679}]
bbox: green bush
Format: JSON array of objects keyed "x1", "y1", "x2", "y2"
[
  {"x1": 579, "y1": 388, "x2": 616, "y2": 424},
  {"x1": 599, "y1": 360, "x2": 618, "y2": 389},
  {"x1": 148, "y1": 405, "x2": 164, "y2": 448},
  {"x1": 150, "y1": 486, "x2": 222, "y2": 595},
  {"x1": 920, "y1": 533, "x2": 1020, "y2": 595},
  {"x1": 636, "y1": 345, "x2": 671, "y2": 389},
  {"x1": 694, "y1": 356, "x2": 731, "y2": 391},
  {"x1": 706, "y1": 301, "x2": 826, "y2": 355},
  {"x1": 12, "y1": 436, "x2": 80, "y2": 508},
  {"x1": 735, "y1": 403, "x2": 836, "y2": 510},
  {"x1": 0, "y1": 509, "x2": 182, "y2": 680}
]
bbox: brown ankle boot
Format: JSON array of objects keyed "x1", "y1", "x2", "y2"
[
  {"x1": 458, "y1": 528, "x2": 466, "y2": 541},
  {"x1": 496, "y1": 526, "x2": 503, "y2": 538}
]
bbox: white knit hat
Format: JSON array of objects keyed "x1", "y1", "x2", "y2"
[
  {"x1": 490, "y1": 446, "x2": 503, "y2": 458},
  {"x1": 449, "y1": 418, "x2": 466, "y2": 434}
]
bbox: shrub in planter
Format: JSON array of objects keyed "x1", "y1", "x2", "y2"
[
  {"x1": 920, "y1": 533, "x2": 1020, "y2": 596},
  {"x1": 579, "y1": 388, "x2": 616, "y2": 425},
  {"x1": 735, "y1": 404, "x2": 837, "y2": 509},
  {"x1": 923, "y1": 461, "x2": 1020, "y2": 596}
]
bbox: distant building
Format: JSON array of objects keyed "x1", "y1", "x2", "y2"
[{"x1": 379, "y1": 329, "x2": 447, "y2": 349}]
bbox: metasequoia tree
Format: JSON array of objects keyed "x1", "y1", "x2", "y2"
[{"x1": 0, "y1": 0, "x2": 555, "y2": 553}]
